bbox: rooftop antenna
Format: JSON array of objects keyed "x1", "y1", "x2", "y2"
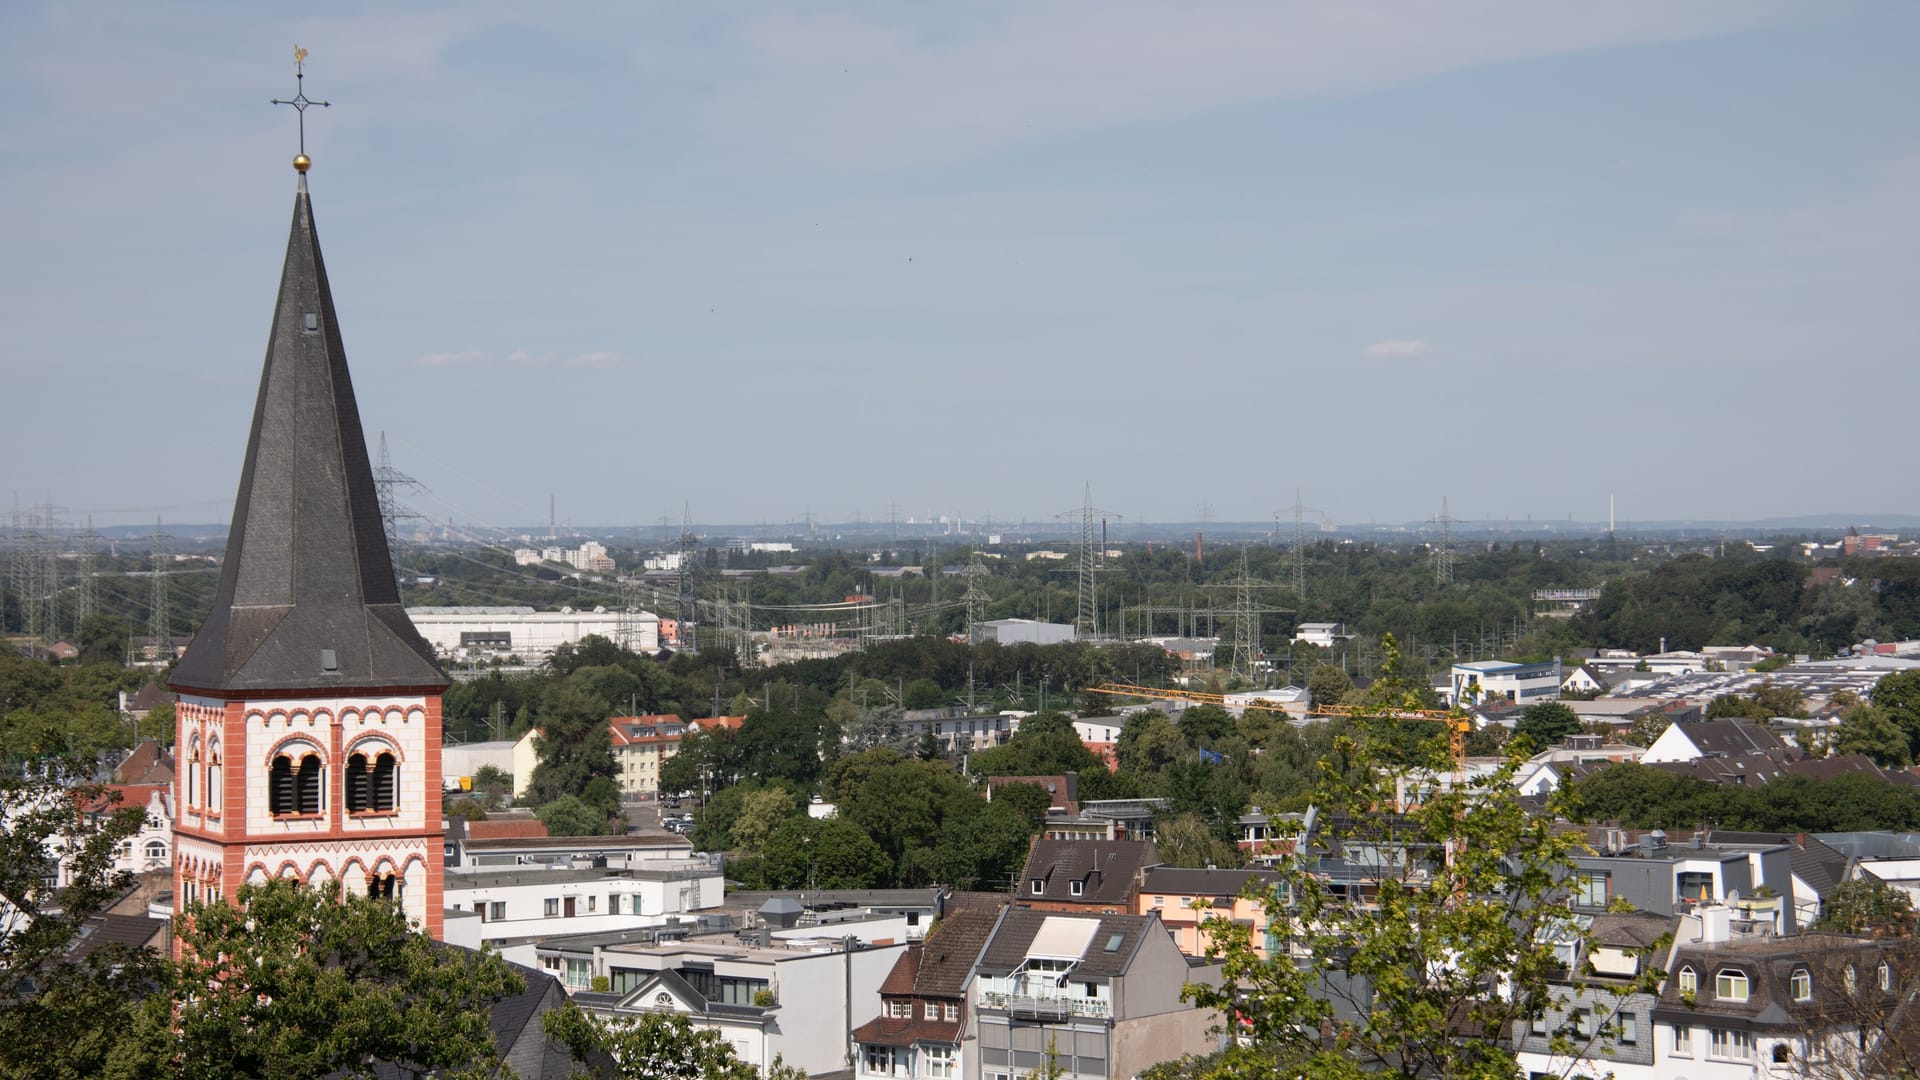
[{"x1": 270, "y1": 46, "x2": 329, "y2": 174}]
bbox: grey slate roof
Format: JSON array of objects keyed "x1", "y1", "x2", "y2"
[
  {"x1": 1018, "y1": 838, "x2": 1156, "y2": 906},
  {"x1": 975, "y1": 908, "x2": 1152, "y2": 979},
  {"x1": 171, "y1": 179, "x2": 447, "y2": 696}
]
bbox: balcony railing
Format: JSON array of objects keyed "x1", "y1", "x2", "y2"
[{"x1": 980, "y1": 990, "x2": 1111, "y2": 1019}]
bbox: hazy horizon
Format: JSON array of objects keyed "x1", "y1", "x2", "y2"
[{"x1": 5, "y1": 2, "x2": 1917, "y2": 532}]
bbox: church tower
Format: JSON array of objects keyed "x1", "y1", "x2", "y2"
[{"x1": 169, "y1": 158, "x2": 451, "y2": 939}]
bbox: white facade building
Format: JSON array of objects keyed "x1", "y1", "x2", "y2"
[
  {"x1": 445, "y1": 863, "x2": 722, "y2": 946},
  {"x1": 406, "y1": 606, "x2": 658, "y2": 660},
  {"x1": 1447, "y1": 660, "x2": 1563, "y2": 706},
  {"x1": 576, "y1": 938, "x2": 907, "y2": 1076}
]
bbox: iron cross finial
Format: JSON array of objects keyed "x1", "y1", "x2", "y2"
[{"x1": 272, "y1": 45, "x2": 330, "y2": 171}]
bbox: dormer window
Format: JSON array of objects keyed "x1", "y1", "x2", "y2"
[
  {"x1": 1677, "y1": 966, "x2": 1698, "y2": 995},
  {"x1": 1069, "y1": 881, "x2": 1084, "y2": 897},
  {"x1": 1791, "y1": 968, "x2": 1812, "y2": 1002},
  {"x1": 1716, "y1": 969, "x2": 1749, "y2": 1002},
  {"x1": 1031, "y1": 879, "x2": 1044, "y2": 895},
  {"x1": 1880, "y1": 962, "x2": 1892, "y2": 991}
]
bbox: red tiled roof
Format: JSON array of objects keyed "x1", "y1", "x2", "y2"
[
  {"x1": 850, "y1": 1014, "x2": 964, "y2": 1048},
  {"x1": 467, "y1": 819, "x2": 550, "y2": 840},
  {"x1": 691, "y1": 715, "x2": 746, "y2": 731},
  {"x1": 879, "y1": 945, "x2": 922, "y2": 996}
]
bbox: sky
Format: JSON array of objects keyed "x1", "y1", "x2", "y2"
[{"x1": 3, "y1": 1, "x2": 1917, "y2": 536}]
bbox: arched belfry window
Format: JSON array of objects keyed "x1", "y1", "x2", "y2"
[
  {"x1": 346, "y1": 750, "x2": 399, "y2": 813},
  {"x1": 372, "y1": 752, "x2": 397, "y2": 811},
  {"x1": 207, "y1": 742, "x2": 223, "y2": 814},
  {"x1": 270, "y1": 750, "x2": 323, "y2": 816},
  {"x1": 346, "y1": 754, "x2": 370, "y2": 812}
]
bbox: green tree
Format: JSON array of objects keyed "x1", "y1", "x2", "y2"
[
  {"x1": 1514, "y1": 701, "x2": 1582, "y2": 748},
  {"x1": 1874, "y1": 669, "x2": 1920, "y2": 759},
  {"x1": 1177, "y1": 705, "x2": 1235, "y2": 749},
  {"x1": 123, "y1": 879, "x2": 524, "y2": 1079},
  {"x1": 537, "y1": 794, "x2": 611, "y2": 837},
  {"x1": 1307, "y1": 663, "x2": 1354, "y2": 711},
  {"x1": 0, "y1": 762, "x2": 158, "y2": 1079},
  {"x1": 545, "y1": 1004, "x2": 807, "y2": 1080},
  {"x1": 1832, "y1": 703, "x2": 1912, "y2": 767},
  {"x1": 1154, "y1": 812, "x2": 1241, "y2": 869},
  {"x1": 970, "y1": 713, "x2": 1104, "y2": 777},
  {"x1": 1115, "y1": 712, "x2": 1184, "y2": 775},
  {"x1": 1183, "y1": 732, "x2": 1660, "y2": 1080},
  {"x1": 526, "y1": 683, "x2": 617, "y2": 806},
  {"x1": 732, "y1": 788, "x2": 801, "y2": 853},
  {"x1": 761, "y1": 816, "x2": 893, "y2": 889},
  {"x1": 1813, "y1": 876, "x2": 1916, "y2": 936},
  {"x1": 988, "y1": 781, "x2": 1053, "y2": 832}
]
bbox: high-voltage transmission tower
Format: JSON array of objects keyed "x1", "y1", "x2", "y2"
[
  {"x1": 1056, "y1": 484, "x2": 1120, "y2": 639},
  {"x1": 17, "y1": 501, "x2": 65, "y2": 647},
  {"x1": 149, "y1": 518, "x2": 172, "y2": 660},
  {"x1": 1431, "y1": 497, "x2": 1456, "y2": 585},
  {"x1": 676, "y1": 502, "x2": 700, "y2": 653},
  {"x1": 1204, "y1": 546, "x2": 1292, "y2": 686},
  {"x1": 374, "y1": 432, "x2": 426, "y2": 580},
  {"x1": 6, "y1": 505, "x2": 39, "y2": 642},
  {"x1": 1275, "y1": 488, "x2": 1320, "y2": 600},
  {"x1": 961, "y1": 551, "x2": 991, "y2": 644},
  {"x1": 73, "y1": 516, "x2": 97, "y2": 635}
]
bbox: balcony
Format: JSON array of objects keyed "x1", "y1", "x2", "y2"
[{"x1": 980, "y1": 990, "x2": 1111, "y2": 1020}]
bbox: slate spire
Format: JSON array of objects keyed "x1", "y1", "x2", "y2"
[{"x1": 170, "y1": 177, "x2": 448, "y2": 695}]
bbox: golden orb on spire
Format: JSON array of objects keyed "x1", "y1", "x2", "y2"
[{"x1": 293, "y1": 153, "x2": 312, "y2": 173}]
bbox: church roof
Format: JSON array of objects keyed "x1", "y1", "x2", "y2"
[{"x1": 170, "y1": 178, "x2": 447, "y2": 695}]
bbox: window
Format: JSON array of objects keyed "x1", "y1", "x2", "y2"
[
  {"x1": 489, "y1": 901, "x2": 505, "y2": 921},
  {"x1": 1152, "y1": 894, "x2": 1164, "y2": 907},
  {"x1": 1083, "y1": 982, "x2": 1098, "y2": 998},
  {"x1": 864, "y1": 1046, "x2": 893, "y2": 1075},
  {"x1": 1717, "y1": 970, "x2": 1749, "y2": 1002},
  {"x1": 144, "y1": 840, "x2": 168, "y2": 862},
  {"x1": 1573, "y1": 1009, "x2": 1594, "y2": 1037},
  {"x1": 889, "y1": 1001, "x2": 911, "y2": 1019},
  {"x1": 1845, "y1": 965, "x2": 1857, "y2": 994},
  {"x1": 1575, "y1": 871, "x2": 1609, "y2": 908},
  {"x1": 545, "y1": 898, "x2": 560, "y2": 918},
  {"x1": 924, "y1": 1045, "x2": 955, "y2": 1079},
  {"x1": 944, "y1": 1003, "x2": 958, "y2": 1021},
  {"x1": 187, "y1": 739, "x2": 200, "y2": 806},
  {"x1": 1677, "y1": 871, "x2": 1715, "y2": 903},
  {"x1": 609, "y1": 894, "x2": 621, "y2": 915},
  {"x1": 1530, "y1": 1014, "x2": 1548, "y2": 1036},
  {"x1": 1791, "y1": 968, "x2": 1813, "y2": 1001},
  {"x1": 346, "y1": 750, "x2": 398, "y2": 812},
  {"x1": 1614, "y1": 1012, "x2": 1638, "y2": 1045},
  {"x1": 588, "y1": 896, "x2": 597, "y2": 912},
  {"x1": 1672, "y1": 1026, "x2": 1692, "y2": 1056},
  {"x1": 207, "y1": 744, "x2": 222, "y2": 813},
  {"x1": 367, "y1": 873, "x2": 399, "y2": 901},
  {"x1": 1677, "y1": 966, "x2": 1698, "y2": 995},
  {"x1": 1709, "y1": 1027, "x2": 1754, "y2": 1061},
  {"x1": 566, "y1": 959, "x2": 592, "y2": 990},
  {"x1": 1880, "y1": 962, "x2": 1892, "y2": 991},
  {"x1": 1031, "y1": 879, "x2": 1044, "y2": 895},
  {"x1": 1069, "y1": 881, "x2": 1084, "y2": 897},
  {"x1": 269, "y1": 751, "x2": 323, "y2": 815}
]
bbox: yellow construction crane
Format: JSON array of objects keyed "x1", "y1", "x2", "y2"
[{"x1": 1085, "y1": 683, "x2": 1472, "y2": 763}]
